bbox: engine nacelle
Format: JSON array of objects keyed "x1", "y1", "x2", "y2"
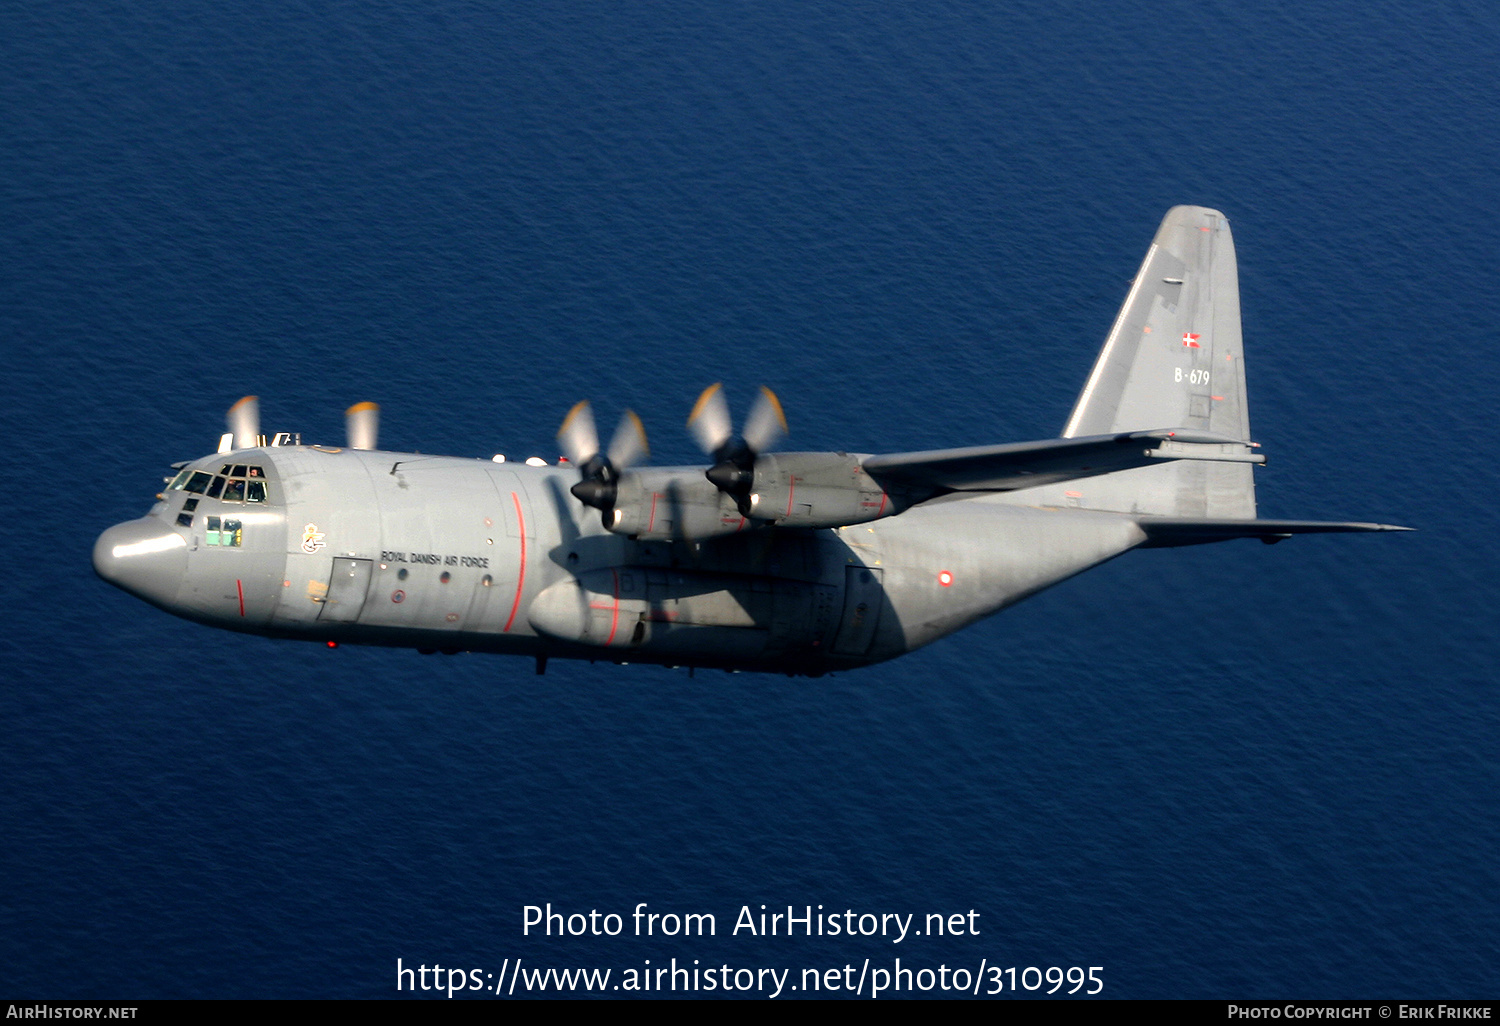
[
  {"x1": 606, "y1": 469, "x2": 750, "y2": 541},
  {"x1": 741, "y1": 452, "x2": 906, "y2": 528},
  {"x1": 600, "y1": 454, "x2": 913, "y2": 542}
]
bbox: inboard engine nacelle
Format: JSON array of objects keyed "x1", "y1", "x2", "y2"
[{"x1": 605, "y1": 453, "x2": 907, "y2": 541}]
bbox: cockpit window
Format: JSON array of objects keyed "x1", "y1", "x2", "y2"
[{"x1": 176, "y1": 465, "x2": 268, "y2": 502}]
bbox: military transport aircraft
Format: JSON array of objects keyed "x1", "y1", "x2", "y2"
[{"x1": 93, "y1": 207, "x2": 1407, "y2": 676}]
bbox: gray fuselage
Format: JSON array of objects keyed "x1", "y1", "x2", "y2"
[{"x1": 94, "y1": 444, "x2": 1145, "y2": 675}]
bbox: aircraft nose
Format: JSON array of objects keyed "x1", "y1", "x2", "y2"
[{"x1": 93, "y1": 518, "x2": 188, "y2": 609}]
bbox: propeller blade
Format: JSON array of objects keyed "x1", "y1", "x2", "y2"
[
  {"x1": 561, "y1": 402, "x2": 648, "y2": 517},
  {"x1": 606, "y1": 410, "x2": 649, "y2": 471},
  {"x1": 346, "y1": 401, "x2": 380, "y2": 450},
  {"x1": 742, "y1": 386, "x2": 787, "y2": 455},
  {"x1": 686, "y1": 382, "x2": 733, "y2": 456},
  {"x1": 557, "y1": 400, "x2": 600, "y2": 465},
  {"x1": 227, "y1": 396, "x2": 260, "y2": 450},
  {"x1": 692, "y1": 384, "x2": 787, "y2": 516}
]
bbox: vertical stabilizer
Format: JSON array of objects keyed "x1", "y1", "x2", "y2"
[
  {"x1": 1047, "y1": 206, "x2": 1256, "y2": 517},
  {"x1": 1064, "y1": 206, "x2": 1248, "y2": 439}
]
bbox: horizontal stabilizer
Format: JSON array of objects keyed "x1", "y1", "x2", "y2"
[
  {"x1": 863, "y1": 429, "x2": 1261, "y2": 493},
  {"x1": 1135, "y1": 517, "x2": 1413, "y2": 547}
]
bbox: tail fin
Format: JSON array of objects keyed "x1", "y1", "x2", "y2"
[{"x1": 1054, "y1": 206, "x2": 1256, "y2": 517}]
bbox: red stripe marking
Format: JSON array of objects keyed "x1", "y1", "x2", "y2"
[
  {"x1": 647, "y1": 492, "x2": 660, "y2": 533},
  {"x1": 604, "y1": 568, "x2": 621, "y2": 646},
  {"x1": 877, "y1": 491, "x2": 888, "y2": 517},
  {"x1": 503, "y1": 491, "x2": 526, "y2": 632},
  {"x1": 236, "y1": 579, "x2": 244, "y2": 617}
]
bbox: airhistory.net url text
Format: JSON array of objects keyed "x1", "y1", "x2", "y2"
[{"x1": 396, "y1": 957, "x2": 1104, "y2": 998}]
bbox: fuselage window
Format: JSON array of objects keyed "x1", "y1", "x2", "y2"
[
  {"x1": 184, "y1": 471, "x2": 212, "y2": 494},
  {"x1": 183, "y1": 497, "x2": 199, "y2": 512},
  {"x1": 176, "y1": 512, "x2": 193, "y2": 528}
]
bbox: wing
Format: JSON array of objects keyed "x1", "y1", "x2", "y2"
[{"x1": 862, "y1": 429, "x2": 1263, "y2": 493}]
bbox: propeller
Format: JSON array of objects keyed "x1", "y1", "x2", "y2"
[
  {"x1": 227, "y1": 395, "x2": 261, "y2": 450},
  {"x1": 557, "y1": 401, "x2": 650, "y2": 515},
  {"x1": 345, "y1": 401, "x2": 380, "y2": 450},
  {"x1": 687, "y1": 384, "x2": 787, "y2": 515}
]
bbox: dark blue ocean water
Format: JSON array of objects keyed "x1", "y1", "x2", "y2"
[{"x1": 3, "y1": 0, "x2": 1498, "y2": 999}]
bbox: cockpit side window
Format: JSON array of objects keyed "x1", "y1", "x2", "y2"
[
  {"x1": 168, "y1": 470, "x2": 192, "y2": 490},
  {"x1": 184, "y1": 471, "x2": 212, "y2": 494},
  {"x1": 245, "y1": 480, "x2": 267, "y2": 503},
  {"x1": 206, "y1": 476, "x2": 226, "y2": 499},
  {"x1": 205, "y1": 516, "x2": 243, "y2": 547}
]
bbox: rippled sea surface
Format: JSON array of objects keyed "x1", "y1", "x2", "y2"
[{"x1": 3, "y1": 0, "x2": 1498, "y2": 998}]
